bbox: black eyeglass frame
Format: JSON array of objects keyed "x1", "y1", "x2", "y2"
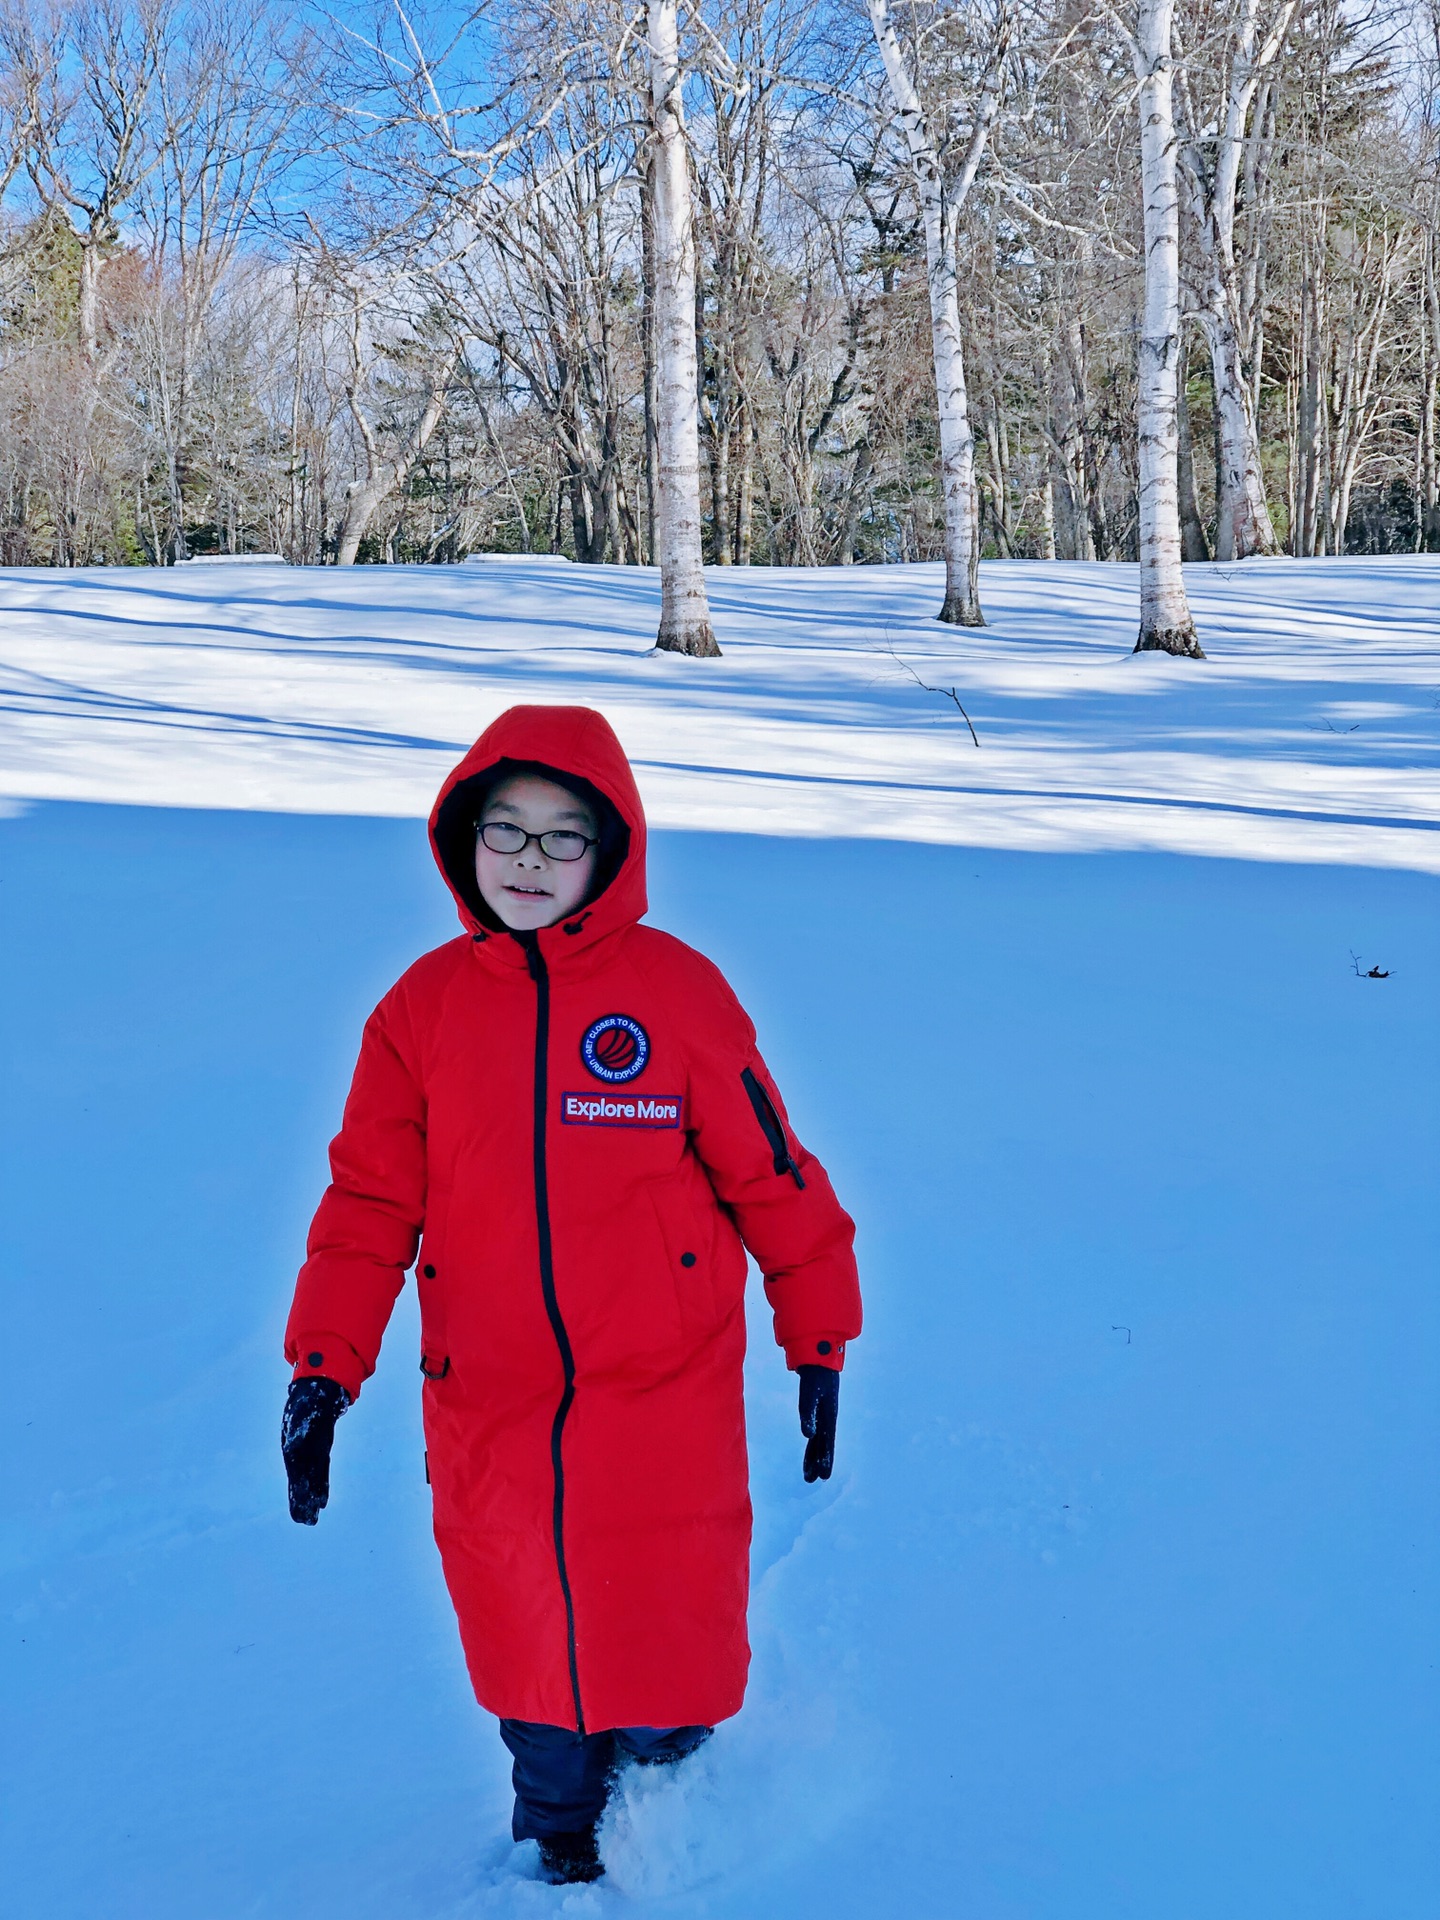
[{"x1": 475, "y1": 820, "x2": 599, "y2": 862}]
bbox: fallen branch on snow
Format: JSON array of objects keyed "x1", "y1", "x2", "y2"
[{"x1": 883, "y1": 646, "x2": 981, "y2": 747}]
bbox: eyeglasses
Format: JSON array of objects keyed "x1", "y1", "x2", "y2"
[{"x1": 477, "y1": 821, "x2": 598, "y2": 862}]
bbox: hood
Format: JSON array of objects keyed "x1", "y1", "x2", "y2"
[{"x1": 429, "y1": 705, "x2": 648, "y2": 957}]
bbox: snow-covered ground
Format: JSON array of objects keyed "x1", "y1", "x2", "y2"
[
  {"x1": 3, "y1": 555, "x2": 1438, "y2": 868},
  {"x1": 1, "y1": 559, "x2": 1437, "y2": 1918}
]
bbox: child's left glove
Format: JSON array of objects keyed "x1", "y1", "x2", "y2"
[
  {"x1": 797, "y1": 1365, "x2": 839, "y2": 1483},
  {"x1": 281, "y1": 1376, "x2": 351, "y2": 1524}
]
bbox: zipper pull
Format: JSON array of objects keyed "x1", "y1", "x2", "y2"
[{"x1": 515, "y1": 928, "x2": 544, "y2": 981}]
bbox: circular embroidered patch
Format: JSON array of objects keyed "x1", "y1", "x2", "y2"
[{"x1": 581, "y1": 1013, "x2": 650, "y2": 1083}]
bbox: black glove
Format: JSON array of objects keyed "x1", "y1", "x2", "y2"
[
  {"x1": 281, "y1": 1376, "x2": 350, "y2": 1524},
  {"x1": 797, "y1": 1365, "x2": 839, "y2": 1483}
]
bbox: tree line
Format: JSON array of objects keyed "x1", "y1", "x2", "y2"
[{"x1": 1, "y1": 0, "x2": 1436, "y2": 636}]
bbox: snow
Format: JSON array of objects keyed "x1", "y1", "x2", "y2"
[
  {"x1": 1, "y1": 559, "x2": 1437, "y2": 1917},
  {"x1": 2, "y1": 555, "x2": 1438, "y2": 869}
]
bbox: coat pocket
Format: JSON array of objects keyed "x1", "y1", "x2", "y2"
[
  {"x1": 644, "y1": 1178, "x2": 721, "y2": 1335},
  {"x1": 415, "y1": 1206, "x2": 451, "y2": 1380},
  {"x1": 740, "y1": 1066, "x2": 806, "y2": 1188}
]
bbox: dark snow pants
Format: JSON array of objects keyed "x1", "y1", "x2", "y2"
[{"x1": 499, "y1": 1718, "x2": 712, "y2": 1840}]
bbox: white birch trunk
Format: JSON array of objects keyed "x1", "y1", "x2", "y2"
[
  {"x1": 1422, "y1": 225, "x2": 1440, "y2": 550},
  {"x1": 1179, "y1": 0, "x2": 1295, "y2": 560},
  {"x1": 648, "y1": 0, "x2": 718, "y2": 655},
  {"x1": 868, "y1": 0, "x2": 986, "y2": 625},
  {"x1": 1132, "y1": 0, "x2": 1202, "y2": 655},
  {"x1": 1201, "y1": 295, "x2": 1278, "y2": 559}
]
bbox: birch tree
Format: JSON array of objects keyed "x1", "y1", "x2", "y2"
[
  {"x1": 1119, "y1": 0, "x2": 1202, "y2": 654},
  {"x1": 648, "y1": 0, "x2": 719, "y2": 653},
  {"x1": 1421, "y1": 0, "x2": 1440, "y2": 550},
  {"x1": 1419, "y1": 183, "x2": 1440, "y2": 551},
  {"x1": 1176, "y1": 0, "x2": 1297, "y2": 559},
  {"x1": 690, "y1": 0, "x2": 784, "y2": 569},
  {"x1": 868, "y1": 0, "x2": 1005, "y2": 624}
]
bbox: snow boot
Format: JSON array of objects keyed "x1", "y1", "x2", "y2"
[
  {"x1": 536, "y1": 1826, "x2": 604, "y2": 1885},
  {"x1": 629, "y1": 1727, "x2": 713, "y2": 1767}
]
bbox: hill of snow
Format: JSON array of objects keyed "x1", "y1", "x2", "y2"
[{"x1": 2, "y1": 555, "x2": 1438, "y2": 868}]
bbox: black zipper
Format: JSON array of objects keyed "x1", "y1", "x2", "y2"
[
  {"x1": 740, "y1": 1066, "x2": 806, "y2": 1189},
  {"x1": 519, "y1": 931, "x2": 586, "y2": 1734}
]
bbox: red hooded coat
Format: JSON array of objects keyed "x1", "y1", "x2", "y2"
[{"x1": 284, "y1": 706, "x2": 861, "y2": 1733}]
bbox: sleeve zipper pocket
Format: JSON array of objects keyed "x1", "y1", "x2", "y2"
[{"x1": 740, "y1": 1067, "x2": 806, "y2": 1189}]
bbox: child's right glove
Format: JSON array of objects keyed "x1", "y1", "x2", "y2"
[
  {"x1": 796, "y1": 1365, "x2": 839, "y2": 1483},
  {"x1": 281, "y1": 1376, "x2": 351, "y2": 1524}
]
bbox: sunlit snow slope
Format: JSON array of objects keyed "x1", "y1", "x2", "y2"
[{"x1": 2, "y1": 555, "x2": 1438, "y2": 868}]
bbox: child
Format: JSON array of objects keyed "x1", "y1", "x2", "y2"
[{"x1": 280, "y1": 704, "x2": 861, "y2": 1885}]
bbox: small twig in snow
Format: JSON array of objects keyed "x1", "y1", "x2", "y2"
[{"x1": 883, "y1": 645, "x2": 981, "y2": 746}]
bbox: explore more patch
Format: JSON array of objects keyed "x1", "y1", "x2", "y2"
[{"x1": 561, "y1": 1091, "x2": 682, "y2": 1130}]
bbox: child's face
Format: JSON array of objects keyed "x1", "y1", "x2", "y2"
[{"x1": 474, "y1": 774, "x2": 600, "y2": 930}]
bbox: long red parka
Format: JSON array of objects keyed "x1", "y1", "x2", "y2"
[{"x1": 285, "y1": 705, "x2": 861, "y2": 1733}]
